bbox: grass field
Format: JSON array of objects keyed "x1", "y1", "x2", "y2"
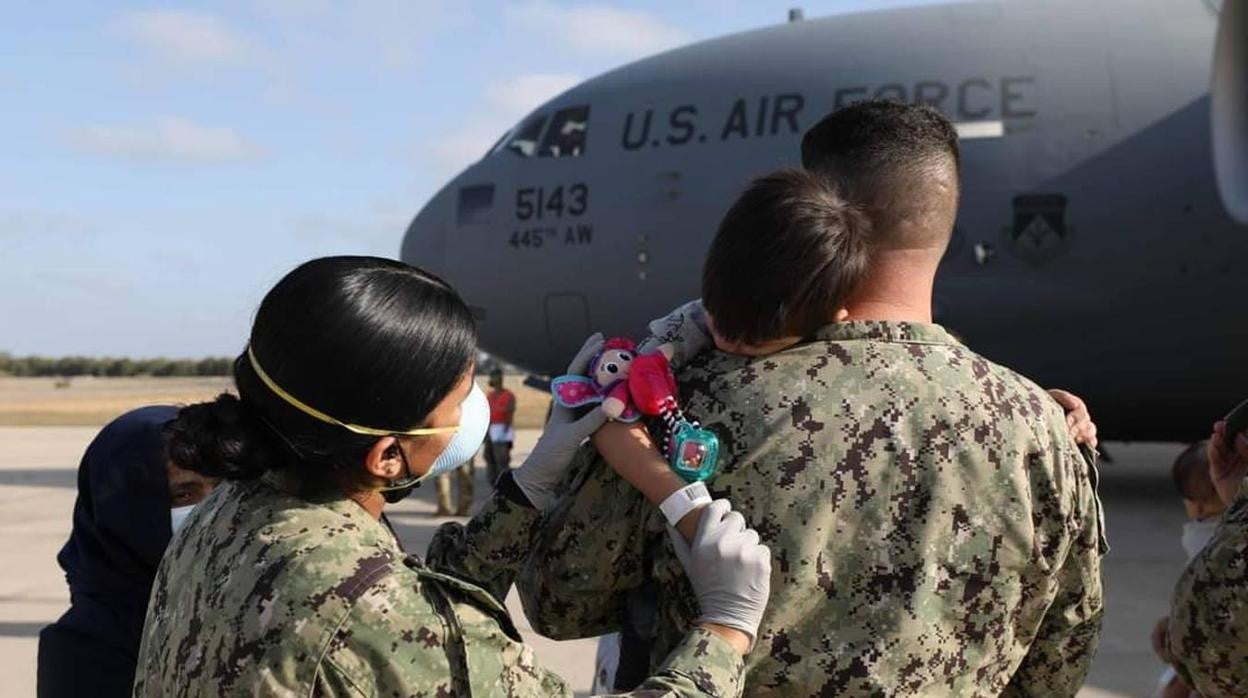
[{"x1": 0, "y1": 376, "x2": 552, "y2": 428}]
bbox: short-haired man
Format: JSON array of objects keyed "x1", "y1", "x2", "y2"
[{"x1": 520, "y1": 101, "x2": 1105, "y2": 696}]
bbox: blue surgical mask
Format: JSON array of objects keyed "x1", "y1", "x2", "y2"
[
  {"x1": 170, "y1": 504, "x2": 196, "y2": 535},
  {"x1": 423, "y1": 383, "x2": 491, "y2": 480},
  {"x1": 379, "y1": 384, "x2": 490, "y2": 503}
]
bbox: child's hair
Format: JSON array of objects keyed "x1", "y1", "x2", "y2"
[
  {"x1": 1172, "y1": 440, "x2": 1216, "y2": 502},
  {"x1": 701, "y1": 168, "x2": 871, "y2": 346}
]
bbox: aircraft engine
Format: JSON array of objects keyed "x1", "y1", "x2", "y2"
[{"x1": 1213, "y1": 0, "x2": 1248, "y2": 223}]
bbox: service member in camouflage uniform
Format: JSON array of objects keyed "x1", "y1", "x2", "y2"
[
  {"x1": 1167, "y1": 418, "x2": 1248, "y2": 698},
  {"x1": 134, "y1": 256, "x2": 771, "y2": 697},
  {"x1": 518, "y1": 103, "x2": 1106, "y2": 696}
]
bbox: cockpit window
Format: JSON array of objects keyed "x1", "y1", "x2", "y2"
[
  {"x1": 539, "y1": 106, "x2": 590, "y2": 158},
  {"x1": 487, "y1": 130, "x2": 510, "y2": 156},
  {"x1": 506, "y1": 113, "x2": 547, "y2": 157}
]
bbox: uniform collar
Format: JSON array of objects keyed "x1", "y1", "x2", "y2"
[
  {"x1": 259, "y1": 470, "x2": 401, "y2": 552},
  {"x1": 809, "y1": 320, "x2": 961, "y2": 346}
]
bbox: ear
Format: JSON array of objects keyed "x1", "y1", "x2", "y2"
[
  {"x1": 832, "y1": 308, "x2": 851, "y2": 322},
  {"x1": 704, "y1": 313, "x2": 734, "y2": 354},
  {"x1": 364, "y1": 436, "x2": 404, "y2": 480}
]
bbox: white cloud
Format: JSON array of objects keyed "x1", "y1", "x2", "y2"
[
  {"x1": 427, "y1": 72, "x2": 581, "y2": 177},
  {"x1": 37, "y1": 268, "x2": 136, "y2": 295},
  {"x1": 255, "y1": 0, "x2": 460, "y2": 71},
  {"x1": 149, "y1": 248, "x2": 202, "y2": 275},
  {"x1": 70, "y1": 117, "x2": 264, "y2": 164},
  {"x1": 427, "y1": 121, "x2": 511, "y2": 175},
  {"x1": 485, "y1": 72, "x2": 580, "y2": 115},
  {"x1": 290, "y1": 206, "x2": 411, "y2": 251},
  {"x1": 505, "y1": 2, "x2": 689, "y2": 60},
  {"x1": 113, "y1": 9, "x2": 256, "y2": 66},
  {"x1": 0, "y1": 210, "x2": 96, "y2": 239},
  {"x1": 252, "y1": 0, "x2": 335, "y2": 20}
]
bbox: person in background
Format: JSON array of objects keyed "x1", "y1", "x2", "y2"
[
  {"x1": 36, "y1": 405, "x2": 220, "y2": 698},
  {"x1": 434, "y1": 449, "x2": 475, "y2": 516},
  {"x1": 1153, "y1": 441, "x2": 1222, "y2": 698},
  {"x1": 1170, "y1": 441, "x2": 1227, "y2": 551},
  {"x1": 485, "y1": 366, "x2": 516, "y2": 484},
  {"x1": 1168, "y1": 420, "x2": 1248, "y2": 698}
]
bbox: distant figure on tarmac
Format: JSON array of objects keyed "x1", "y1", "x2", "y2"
[
  {"x1": 434, "y1": 450, "x2": 475, "y2": 517},
  {"x1": 485, "y1": 367, "x2": 516, "y2": 484},
  {"x1": 37, "y1": 405, "x2": 219, "y2": 698}
]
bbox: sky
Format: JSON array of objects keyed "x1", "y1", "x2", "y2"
[{"x1": 1, "y1": 0, "x2": 937, "y2": 358}]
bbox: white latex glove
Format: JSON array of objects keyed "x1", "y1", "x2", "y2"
[
  {"x1": 637, "y1": 299, "x2": 712, "y2": 368},
  {"x1": 512, "y1": 333, "x2": 608, "y2": 511},
  {"x1": 668, "y1": 499, "x2": 771, "y2": 644}
]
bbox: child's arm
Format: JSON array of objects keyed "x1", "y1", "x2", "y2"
[
  {"x1": 591, "y1": 420, "x2": 703, "y2": 541},
  {"x1": 601, "y1": 380, "x2": 631, "y2": 419}
]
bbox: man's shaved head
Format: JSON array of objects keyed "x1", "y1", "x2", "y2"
[{"x1": 801, "y1": 100, "x2": 961, "y2": 252}]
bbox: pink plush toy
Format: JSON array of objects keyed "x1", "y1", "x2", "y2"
[
  {"x1": 552, "y1": 334, "x2": 717, "y2": 483},
  {"x1": 551, "y1": 337, "x2": 643, "y2": 421}
]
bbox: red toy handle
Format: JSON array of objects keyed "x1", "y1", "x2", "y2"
[{"x1": 629, "y1": 353, "x2": 678, "y2": 416}]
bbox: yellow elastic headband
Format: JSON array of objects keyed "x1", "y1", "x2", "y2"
[{"x1": 246, "y1": 345, "x2": 460, "y2": 438}]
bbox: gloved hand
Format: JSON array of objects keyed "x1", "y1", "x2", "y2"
[
  {"x1": 668, "y1": 499, "x2": 771, "y2": 645},
  {"x1": 512, "y1": 333, "x2": 608, "y2": 511},
  {"x1": 637, "y1": 299, "x2": 711, "y2": 368}
]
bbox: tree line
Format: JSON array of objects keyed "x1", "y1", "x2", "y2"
[{"x1": 0, "y1": 354, "x2": 234, "y2": 377}]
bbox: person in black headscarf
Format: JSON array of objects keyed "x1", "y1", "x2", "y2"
[{"x1": 36, "y1": 405, "x2": 220, "y2": 698}]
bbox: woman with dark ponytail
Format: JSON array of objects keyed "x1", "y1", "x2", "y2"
[{"x1": 133, "y1": 256, "x2": 771, "y2": 697}]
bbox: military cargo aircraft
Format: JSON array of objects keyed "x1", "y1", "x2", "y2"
[{"x1": 403, "y1": 0, "x2": 1247, "y2": 441}]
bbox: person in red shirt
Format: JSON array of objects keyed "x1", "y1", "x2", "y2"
[{"x1": 485, "y1": 367, "x2": 516, "y2": 485}]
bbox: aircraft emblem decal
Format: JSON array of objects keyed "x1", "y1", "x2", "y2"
[{"x1": 1009, "y1": 193, "x2": 1070, "y2": 264}]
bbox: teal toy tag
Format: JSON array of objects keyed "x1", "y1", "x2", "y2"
[{"x1": 668, "y1": 422, "x2": 719, "y2": 482}]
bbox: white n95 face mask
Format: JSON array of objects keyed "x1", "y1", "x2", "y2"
[
  {"x1": 378, "y1": 383, "x2": 491, "y2": 504},
  {"x1": 170, "y1": 504, "x2": 196, "y2": 535},
  {"x1": 422, "y1": 383, "x2": 490, "y2": 480},
  {"x1": 1181, "y1": 518, "x2": 1220, "y2": 561}
]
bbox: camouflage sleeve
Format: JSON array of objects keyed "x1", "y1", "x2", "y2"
[
  {"x1": 325, "y1": 572, "x2": 742, "y2": 698},
  {"x1": 426, "y1": 484, "x2": 543, "y2": 604},
  {"x1": 315, "y1": 657, "x2": 370, "y2": 697},
  {"x1": 594, "y1": 628, "x2": 744, "y2": 698},
  {"x1": 1167, "y1": 493, "x2": 1248, "y2": 698},
  {"x1": 516, "y1": 444, "x2": 656, "y2": 639},
  {"x1": 1003, "y1": 446, "x2": 1105, "y2": 696}
]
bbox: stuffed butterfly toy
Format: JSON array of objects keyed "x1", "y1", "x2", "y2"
[
  {"x1": 551, "y1": 337, "x2": 644, "y2": 421},
  {"x1": 551, "y1": 333, "x2": 720, "y2": 482}
]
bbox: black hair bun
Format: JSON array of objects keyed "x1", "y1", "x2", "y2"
[{"x1": 166, "y1": 394, "x2": 281, "y2": 480}]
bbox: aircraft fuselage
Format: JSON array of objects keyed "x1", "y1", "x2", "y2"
[{"x1": 403, "y1": 0, "x2": 1248, "y2": 441}]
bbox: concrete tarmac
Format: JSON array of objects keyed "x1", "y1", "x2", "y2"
[{"x1": 0, "y1": 427, "x2": 1192, "y2": 697}]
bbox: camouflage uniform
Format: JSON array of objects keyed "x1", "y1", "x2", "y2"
[
  {"x1": 519, "y1": 321, "x2": 1106, "y2": 696},
  {"x1": 1168, "y1": 487, "x2": 1248, "y2": 698},
  {"x1": 133, "y1": 471, "x2": 744, "y2": 697}
]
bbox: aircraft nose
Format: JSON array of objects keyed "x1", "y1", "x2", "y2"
[{"x1": 400, "y1": 189, "x2": 450, "y2": 276}]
